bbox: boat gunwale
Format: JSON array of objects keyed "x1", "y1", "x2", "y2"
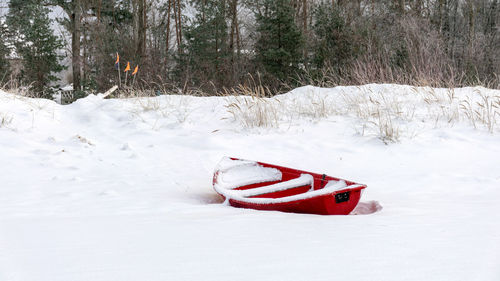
[{"x1": 213, "y1": 157, "x2": 367, "y2": 205}]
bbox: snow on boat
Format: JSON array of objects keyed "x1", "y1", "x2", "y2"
[{"x1": 212, "y1": 157, "x2": 367, "y2": 215}]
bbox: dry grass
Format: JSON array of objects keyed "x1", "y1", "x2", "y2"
[
  {"x1": 221, "y1": 81, "x2": 279, "y2": 129},
  {"x1": 340, "y1": 87, "x2": 413, "y2": 142},
  {"x1": 225, "y1": 96, "x2": 280, "y2": 129},
  {"x1": 0, "y1": 113, "x2": 13, "y2": 128},
  {"x1": 222, "y1": 84, "x2": 500, "y2": 142},
  {"x1": 122, "y1": 88, "x2": 192, "y2": 130},
  {"x1": 219, "y1": 83, "x2": 273, "y2": 98},
  {"x1": 460, "y1": 90, "x2": 500, "y2": 133},
  {"x1": 223, "y1": 85, "x2": 338, "y2": 130}
]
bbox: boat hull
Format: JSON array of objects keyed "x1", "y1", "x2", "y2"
[{"x1": 227, "y1": 189, "x2": 363, "y2": 215}]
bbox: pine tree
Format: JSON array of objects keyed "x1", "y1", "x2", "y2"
[
  {"x1": 0, "y1": 18, "x2": 10, "y2": 82},
  {"x1": 312, "y1": 2, "x2": 354, "y2": 69},
  {"x1": 180, "y1": 0, "x2": 229, "y2": 88},
  {"x1": 255, "y1": 0, "x2": 303, "y2": 83},
  {"x1": 7, "y1": 0, "x2": 64, "y2": 97}
]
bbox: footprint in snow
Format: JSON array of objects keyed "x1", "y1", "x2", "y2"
[{"x1": 121, "y1": 143, "x2": 132, "y2": 151}]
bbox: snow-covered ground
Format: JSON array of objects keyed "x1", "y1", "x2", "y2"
[{"x1": 1, "y1": 84, "x2": 499, "y2": 281}]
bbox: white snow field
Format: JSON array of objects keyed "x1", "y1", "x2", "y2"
[{"x1": 1, "y1": 84, "x2": 499, "y2": 281}]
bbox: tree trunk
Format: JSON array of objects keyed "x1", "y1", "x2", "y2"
[
  {"x1": 202, "y1": 0, "x2": 207, "y2": 22},
  {"x1": 302, "y1": 0, "x2": 307, "y2": 35},
  {"x1": 356, "y1": 0, "x2": 361, "y2": 16},
  {"x1": 165, "y1": 0, "x2": 172, "y2": 66},
  {"x1": 82, "y1": 9, "x2": 87, "y2": 85},
  {"x1": 302, "y1": 0, "x2": 307, "y2": 58},
  {"x1": 72, "y1": 0, "x2": 81, "y2": 92},
  {"x1": 414, "y1": 0, "x2": 422, "y2": 16},
  {"x1": 235, "y1": 1, "x2": 241, "y2": 56},
  {"x1": 398, "y1": 0, "x2": 405, "y2": 14},
  {"x1": 174, "y1": 0, "x2": 182, "y2": 53},
  {"x1": 97, "y1": 0, "x2": 101, "y2": 20},
  {"x1": 136, "y1": 0, "x2": 147, "y2": 62},
  {"x1": 438, "y1": 0, "x2": 445, "y2": 32},
  {"x1": 466, "y1": 0, "x2": 475, "y2": 52},
  {"x1": 173, "y1": 0, "x2": 179, "y2": 49},
  {"x1": 230, "y1": 0, "x2": 236, "y2": 54},
  {"x1": 178, "y1": 0, "x2": 182, "y2": 52}
]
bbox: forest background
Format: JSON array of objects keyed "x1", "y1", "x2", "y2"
[{"x1": 0, "y1": 0, "x2": 498, "y2": 100}]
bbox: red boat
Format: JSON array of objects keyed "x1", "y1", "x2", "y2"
[{"x1": 212, "y1": 157, "x2": 367, "y2": 215}]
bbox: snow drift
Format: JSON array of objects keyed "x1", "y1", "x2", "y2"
[{"x1": 0, "y1": 84, "x2": 499, "y2": 281}]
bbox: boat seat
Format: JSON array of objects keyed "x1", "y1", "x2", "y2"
[{"x1": 233, "y1": 174, "x2": 314, "y2": 198}]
